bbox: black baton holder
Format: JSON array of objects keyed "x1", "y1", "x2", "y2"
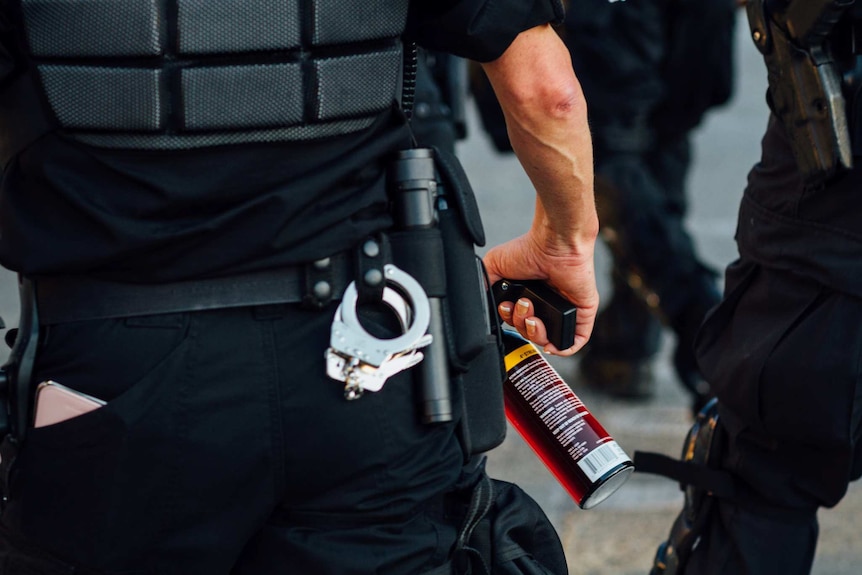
[{"x1": 388, "y1": 148, "x2": 453, "y2": 424}]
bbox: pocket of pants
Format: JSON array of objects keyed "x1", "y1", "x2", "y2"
[
  {"x1": 486, "y1": 481, "x2": 567, "y2": 575},
  {"x1": 694, "y1": 261, "x2": 761, "y2": 424},
  {"x1": 29, "y1": 312, "x2": 191, "y2": 440},
  {"x1": 6, "y1": 313, "x2": 194, "y2": 569}
]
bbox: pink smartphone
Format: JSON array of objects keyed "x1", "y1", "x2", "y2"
[{"x1": 33, "y1": 381, "x2": 106, "y2": 428}]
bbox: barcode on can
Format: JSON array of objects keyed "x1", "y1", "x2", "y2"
[{"x1": 577, "y1": 441, "x2": 629, "y2": 483}]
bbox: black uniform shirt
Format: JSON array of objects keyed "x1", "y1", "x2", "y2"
[{"x1": 0, "y1": 0, "x2": 562, "y2": 283}]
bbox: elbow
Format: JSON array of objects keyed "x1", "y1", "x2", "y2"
[
  {"x1": 508, "y1": 75, "x2": 587, "y2": 127},
  {"x1": 546, "y1": 80, "x2": 588, "y2": 126}
]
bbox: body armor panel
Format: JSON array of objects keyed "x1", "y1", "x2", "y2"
[{"x1": 18, "y1": 0, "x2": 408, "y2": 149}]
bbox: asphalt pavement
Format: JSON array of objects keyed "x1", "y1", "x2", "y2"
[{"x1": 0, "y1": 12, "x2": 859, "y2": 575}]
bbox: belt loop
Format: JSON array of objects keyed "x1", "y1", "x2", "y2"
[{"x1": 354, "y1": 233, "x2": 391, "y2": 304}]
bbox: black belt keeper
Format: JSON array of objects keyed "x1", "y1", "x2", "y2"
[{"x1": 34, "y1": 255, "x2": 355, "y2": 324}]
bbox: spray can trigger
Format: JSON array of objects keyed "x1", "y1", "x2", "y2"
[{"x1": 491, "y1": 279, "x2": 577, "y2": 350}]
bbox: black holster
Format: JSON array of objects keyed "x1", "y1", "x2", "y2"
[
  {"x1": 388, "y1": 147, "x2": 506, "y2": 456},
  {"x1": 436, "y1": 147, "x2": 507, "y2": 457}
]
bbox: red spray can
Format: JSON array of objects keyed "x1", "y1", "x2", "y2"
[{"x1": 502, "y1": 328, "x2": 634, "y2": 509}]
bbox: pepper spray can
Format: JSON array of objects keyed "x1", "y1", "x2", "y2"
[{"x1": 502, "y1": 328, "x2": 634, "y2": 509}]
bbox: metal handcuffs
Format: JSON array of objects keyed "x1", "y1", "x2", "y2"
[{"x1": 325, "y1": 264, "x2": 432, "y2": 399}]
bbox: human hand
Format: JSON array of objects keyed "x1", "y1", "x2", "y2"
[{"x1": 483, "y1": 232, "x2": 599, "y2": 356}]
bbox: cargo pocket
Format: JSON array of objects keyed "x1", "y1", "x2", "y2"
[
  {"x1": 758, "y1": 286, "x2": 862, "y2": 444},
  {"x1": 696, "y1": 262, "x2": 847, "y2": 442},
  {"x1": 483, "y1": 480, "x2": 567, "y2": 575}
]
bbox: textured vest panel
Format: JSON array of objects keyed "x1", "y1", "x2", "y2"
[{"x1": 20, "y1": 0, "x2": 408, "y2": 149}]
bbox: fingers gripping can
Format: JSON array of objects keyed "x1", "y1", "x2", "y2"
[{"x1": 502, "y1": 329, "x2": 634, "y2": 509}]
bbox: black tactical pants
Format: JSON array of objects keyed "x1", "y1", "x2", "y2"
[
  {"x1": 0, "y1": 303, "x2": 468, "y2": 574},
  {"x1": 681, "y1": 259, "x2": 862, "y2": 574},
  {"x1": 679, "y1": 116, "x2": 862, "y2": 574},
  {"x1": 594, "y1": 137, "x2": 711, "y2": 322}
]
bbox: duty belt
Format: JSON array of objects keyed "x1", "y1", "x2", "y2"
[{"x1": 33, "y1": 253, "x2": 354, "y2": 324}]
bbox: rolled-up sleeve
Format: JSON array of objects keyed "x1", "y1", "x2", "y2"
[{"x1": 406, "y1": 0, "x2": 565, "y2": 62}]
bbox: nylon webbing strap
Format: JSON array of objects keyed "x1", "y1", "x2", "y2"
[
  {"x1": 635, "y1": 450, "x2": 819, "y2": 523},
  {"x1": 633, "y1": 450, "x2": 737, "y2": 499}
]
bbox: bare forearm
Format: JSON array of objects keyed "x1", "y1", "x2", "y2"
[
  {"x1": 481, "y1": 24, "x2": 598, "y2": 254},
  {"x1": 479, "y1": 24, "x2": 599, "y2": 354}
]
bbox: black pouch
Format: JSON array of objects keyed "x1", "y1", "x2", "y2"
[
  {"x1": 446, "y1": 469, "x2": 568, "y2": 575},
  {"x1": 433, "y1": 147, "x2": 506, "y2": 456},
  {"x1": 469, "y1": 479, "x2": 567, "y2": 575}
]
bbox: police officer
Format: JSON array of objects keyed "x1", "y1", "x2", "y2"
[
  {"x1": 0, "y1": 1, "x2": 599, "y2": 574},
  {"x1": 565, "y1": 0, "x2": 737, "y2": 410},
  {"x1": 646, "y1": 1, "x2": 862, "y2": 573}
]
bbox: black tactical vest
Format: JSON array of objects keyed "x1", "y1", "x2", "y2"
[{"x1": 15, "y1": 0, "x2": 408, "y2": 149}]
